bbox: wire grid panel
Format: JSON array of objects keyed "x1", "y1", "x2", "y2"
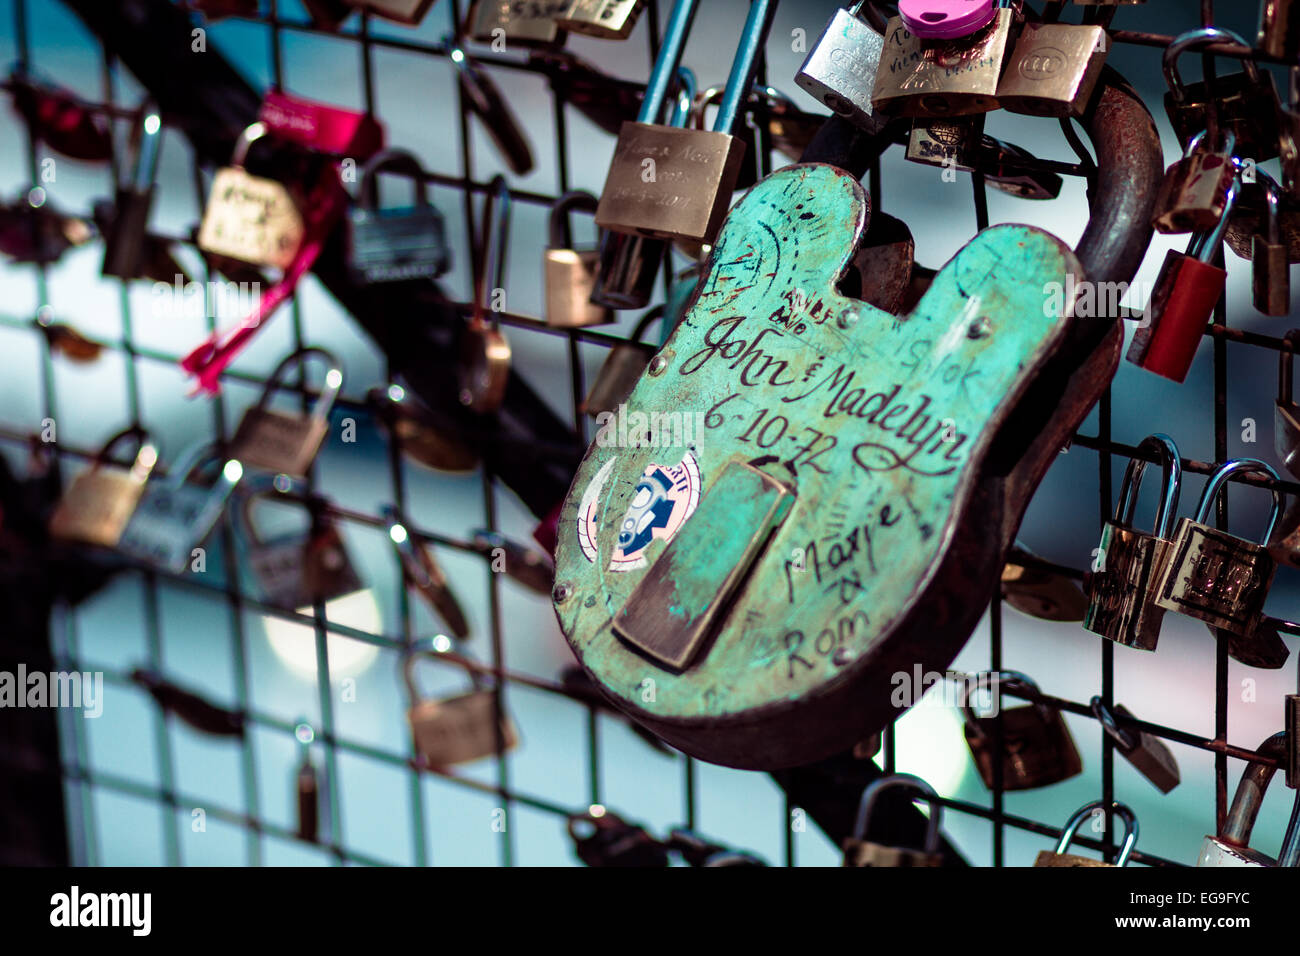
[{"x1": 0, "y1": 0, "x2": 1297, "y2": 867}]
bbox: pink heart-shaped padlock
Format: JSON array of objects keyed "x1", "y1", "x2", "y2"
[{"x1": 898, "y1": 0, "x2": 997, "y2": 40}]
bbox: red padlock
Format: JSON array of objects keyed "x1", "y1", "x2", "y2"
[{"x1": 1127, "y1": 173, "x2": 1239, "y2": 383}]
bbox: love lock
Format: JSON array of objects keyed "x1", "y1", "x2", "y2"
[
  {"x1": 403, "y1": 647, "x2": 518, "y2": 769},
  {"x1": 229, "y1": 347, "x2": 344, "y2": 479},
  {"x1": 239, "y1": 484, "x2": 362, "y2": 610},
  {"x1": 49, "y1": 427, "x2": 158, "y2": 549}
]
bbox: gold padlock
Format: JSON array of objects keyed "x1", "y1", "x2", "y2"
[
  {"x1": 49, "y1": 427, "x2": 158, "y2": 548},
  {"x1": 1035, "y1": 801, "x2": 1138, "y2": 867},
  {"x1": 229, "y1": 347, "x2": 344, "y2": 479},
  {"x1": 403, "y1": 648, "x2": 518, "y2": 769},
  {"x1": 871, "y1": 10, "x2": 1013, "y2": 117},
  {"x1": 995, "y1": 21, "x2": 1108, "y2": 118},
  {"x1": 545, "y1": 191, "x2": 613, "y2": 329},
  {"x1": 466, "y1": 0, "x2": 566, "y2": 46},
  {"x1": 197, "y1": 122, "x2": 306, "y2": 269},
  {"x1": 842, "y1": 774, "x2": 944, "y2": 867},
  {"x1": 555, "y1": 0, "x2": 645, "y2": 40}
]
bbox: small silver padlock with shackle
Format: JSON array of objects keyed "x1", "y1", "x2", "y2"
[
  {"x1": 1035, "y1": 801, "x2": 1139, "y2": 868},
  {"x1": 842, "y1": 773, "x2": 944, "y2": 867}
]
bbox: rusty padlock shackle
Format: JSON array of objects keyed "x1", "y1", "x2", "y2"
[
  {"x1": 959, "y1": 670, "x2": 1053, "y2": 737},
  {"x1": 1054, "y1": 800, "x2": 1138, "y2": 866},
  {"x1": 93, "y1": 425, "x2": 160, "y2": 481},
  {"x1": 1193, "y1": 459, "x2": 1283, "y2": 546},
  {"x1": 1115, "y1": 434, "x2": 1181, "y2": 541},
  {"x1": 549, "y1": 190, "x2": 600, "y2": 250},
  {"x1": 1219, "y1": 731, "x2": 1288, "y2": 848},
  {"x1": 253, "y1": 346, "x2": 345, "y2": 426},
  {"x1": 1163, "y1": 27, "x2": 1261, "y2": 107},
  {"x1": 851, "y1": 773, "x2": 942, "y2": 852},
  {"x1": 357, "y1": 148, "x2": 434, "y2": 212}
]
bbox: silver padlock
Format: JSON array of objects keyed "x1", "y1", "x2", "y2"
[
  {"x1": 1199, "y1": 732, "x2": 1291, "y2": 867},
  {"x1": 403, "y1": 648, "x2": 518, "y2": 769},
  {"x1": 842, "y1": 773, "x2": 944, "y2": 867},
  {"x1": 794, "y1": 2, "x2": 889, "y2": 136},
  {"x1": 117, "y1": 443, "x2": 243, "y2": 574},
  {"x1": 229, "y1": 347, "x2": 344, "y2": 479},
  {"x1": 1035, "y1": 801, "x2": 1139, "y2": 868}
]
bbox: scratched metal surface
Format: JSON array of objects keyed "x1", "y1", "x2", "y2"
[{"x1": 554, "y1": 163, "x2": 1082, "y2": 753}]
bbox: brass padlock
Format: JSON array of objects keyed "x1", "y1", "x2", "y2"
[
  {"x1": 49, "y1": 427, "x2": 158, "y2": 548},
  {"x1": 545, "y1": 191, "x2": 613, "y2": 329},
  {"x1": 905, "y1": 114, "x2": 984, "y2": 171},
  {"x1": 794, "y1": 2, "x2": 890, "y2": 136},
  {"x1": 842, "y1": 774, "x2": 944, "y2": 867},
  {"x1": 240, "y1": 485, "x2": 363, "y2": 610},
  {"x1": 403, "y1": 648, "x2": 518, "y2": 769},
  {"x1": 1152, "y1": 128, "x2": 1239, "y2": 235},
  {"x1": 1035, "y1": 801, "x2": 1138, "y2": 868},
  {"x1": 961, "y1": 671, "x2": 1084, "y2": 790},
  {"x1": 1153, "y1": 459, "x2": 1282, "y2": 637},
  {"x1": 1000, "y1": 550, "x2": 1086, "y2": 621},
  {"x1": 466, "y1": 0, "x2": 566, "y2": 46},
  {"x1": 1091, "y1": 697, "x2": 1181, "y2": 794},
  {"x1": 1199, "y1": 732, "x2": 1289, "y2": 867},
  {"x1": 384, "y1": 506, "x2": 471, "y2": 641},
  {"x1": 460, "y1": 176, "x2": 513, "y2": 414},
  {"x1": 230, "y1": 347, "x2": 344, "y2": 479},
  {"x1": 1163, "y1": 27, "x2": 1284, "y2": 164},
  {"x1": 1084, "y1": 434, "x2": 1182, "y2": 651},
  {"x1": 197, "y1": 122, "x2": 306, "y2": 269},
  {"x1": 580, "y1": 307, "x2": 661, "y2": 418},
  {"x1": 555, "y1": 0, "x2": 645, "y2": 40},
  {"x1": 117, "y1": 443, "x2": 242, "y2": 574},
  {"x1": 594, "y1": 0, "x2": 777, "y2": 244},
  {"x1": 995, "y1": 21, "x2": 1108, "y2": 118},
  {"x1": 871, "y1": 10, "x2": 1013, "y2": 117}
]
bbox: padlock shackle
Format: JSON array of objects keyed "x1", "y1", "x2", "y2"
[
  {"x1": 1187, "y1": 172, "x2": 1241, "y2": 264},
  {"x1": 165, "y1": 440, "x2": 241, "y2": 494},
  {"x1": 712, "y1": 0, "x2": 779, "y2": 136},
  {"x1": 1055, "y1": 800, "x2": 1138, "y2": 866},
  {"x1": 1280, "y1": 329, "x2": 1300, "y2": 408},
  {"x1": 1256, "y1": 167, "x2": 1283, "y2": 246},
  {"x1": 233, "y1": 475, "x2": 311, "y2": 549},
  {"x1": 1089, "y1": 696, "x2": 1140, "y2": 754},
  {"x1": 401, "y1": 644, "x2": 488, "y2": 703},
  {"x1": 852, "y1": 773, "x2": 942, "y2": 854},
  {"x1": 383, "y1": 504, "x2": 470, "y2": 640},
  {"x1": 959, "y1": 670, "x2": 1048, "y2": 735},
  {"x1": 127, "y1": 100, "x2": 163, "y2": 193},
  {"x1": 256, "y1": 346, "x2": 345, "y2": 425},
  {"x1": 1221, "y1": 732, "x2": 1289, "y2": 847},
  {"x1": 1115, "y1": 433, "x2": 1181, "y2": 540},
  {"x1": 1278, "y1": 791, "x2": 1300, "y2": 868},
  {"x1": 96, "y1": 425, "x2": 159, "y2": 482},
  {"x1": 1183, "y1": 127, "x2": 1236, "y2": 164},
  {"x1": 637, "y1": 0, "x2": 700, "y2": 125},
  {"x1": 1162, "y1": 27, "x2": 1259, "y2": 105},
  {"x1": 549, "y1": 190, "x2": 600, "y2": 250},
  {"x1": 357, "y1": 148, "x2": 430, "y2": 211},
  {"x1": 1193, "y1": 458, "x2": 1283, "y2": 545},
  {"x1": 473, "y1": 175, "x2": 512, "y2": 327},
  {"x1": 230, "y1": 121, "x2": 268, "y2": 169}
]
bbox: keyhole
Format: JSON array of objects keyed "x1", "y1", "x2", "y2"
[{"x1": 922, "y1": 12, "x2": 946, "y2": 21}]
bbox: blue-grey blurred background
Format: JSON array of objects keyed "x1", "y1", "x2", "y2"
[{"x1": 0, "y1": 0, "x2": 1297, "y2": 866}]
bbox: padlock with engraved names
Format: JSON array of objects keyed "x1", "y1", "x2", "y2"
[
  {"x1": 403, "y1": 648, "x2": 518, "y2": 768},
  {"x1": 1253, "y1": 170, "x2": 1291, "y2": 317},
  {"x1": 996, "y1": 21, "x2": 1108, "y2": 118},
  {"x1": 230, "y1": 348, "x2": 344, "y2": 479},
  {"x1": 241, "y1": 488, "x2": 363, "y2": 609},
  {"x1": 101, "y1": 103, "x2": 163, "y2": 280},
  {"x1": 871, "y1": 9, "x2": 1014, "y2": 117},
  {"x1": 466, "y1": 0, "x2": 567, "y2": 46},
  {"x1": 962, "y1": 671, "x2": 1083, "y2": 790},
  {"x1": 117, "y1": 444, "x2": 243, "y2": 575},
  {"x1": 1199, "y1": 732, "x2": 1289, "y2": 866},
  {"x1": 1153, "y1": 129, "x2": 1239, "y2": 236},
  {"x1": 1035, "y1": 801, "x2": 1138, "y2": 867},
  {"x1": 588, "y1": 68, "x2": 694, "y2": 312},
  {"x1": 1164, "y1": 27, "x2": 1284, "y2": 164},
  {"x1": 795, "y1": 2, "x2": 890, "y2": 137},
  {"x1": 594, "y1": 0, "x2": 778, "y2": 245},
  {"x1": 1127, "y1": 174, "x2": 1239, "y2": 383},
  {"x1": 898, "y1": 0, "x2": 995, "y2": 39},
  {"x1": 905, "y1": 114, "x2": 984, "y2": 171},
  {"x1": 384, "y1": 506, "x2": 470, "y2": 641},
  {"x1": 556, "y1": 0, "x2": 645, "y2": 39},
  {"x1": 1084, "y1": 434, "x2": 1182, "y2": 651},
  {"x1": 980, "y1": 138, "x2": 1064, "y2": 201},
  {"x1": 545, "y1": 191, "x2": 612, "y2": 329},
  {"x1": 842, "y1": 774, "x2": 944, "y2": 867},
  {"x1": 1154, "y1": 459, "x2": 1282, "y2": 636},
  {"x1": 347, "y1": 148, "x2": 450, "y2": 285},
  {"x1": 1091, "y1": 698, "x2": 1181, "y2": 794},
  {"x1": 197, "y1": 123, "x2": 305, "y2": 269},
  {"x1": 49, "y1": 428, "x2": 159, "y2": 549},
  {"x1": 353, "y1": 0, "x2": 437, "y2": 25},
  {"x1": 581, "y1": 307, "x2": 661, "y2": 419}
]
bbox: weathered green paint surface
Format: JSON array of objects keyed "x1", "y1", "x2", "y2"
[{"x1": 554, "y1": 163, "x2": 1079, "y2": 729}]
